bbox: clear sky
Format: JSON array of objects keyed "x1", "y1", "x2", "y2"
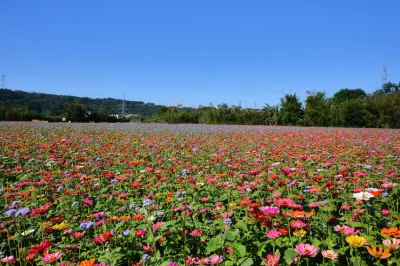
[{"x1": 1, "y1": 0, "x2": 399, "y2": 107}]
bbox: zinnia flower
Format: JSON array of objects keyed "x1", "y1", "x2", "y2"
[
  {"x1": 346, "y1": 235, "x2": 367, "y2": 248},
  {"x1": 209, "y1": 255, "x2": 223, "y2": 264},
  {"x1": 266, "y1": 229, "x2": 280, "y2": 240},
  {"x1": 294, "y1": 243, "x2": 318, "y2": 257},
  {"x1": 262, "y1": 254, "x2": 279, "y2": 266},
  {"x1": 79, "y1": 258, "x2": 95, "y2": 266},
  {"x1": 52, "y1": 222, "x2": 69, "y2": 231},
  {"x1": 321, "y1": 250, "x2": 338, "y2": 260},
  {"x1": 382, "y1": 238, "x2": 400, "y2": 251},
  {"x1": 0, "y1": 256, "x2": 16, "y2": 264},
  {"x1": 293, "y1": 229, "x2": 307, "y2": 237},
  {"x1": 260, "y1": 206, "x2": 279, "y2": 217},
  {"x1": 290, "y1": 220, "x2": 307, "y2": 229},
  {"x1": 381, "y1": 227, "x2": 400, "y2": 237},
  {"x1": 352, "y1": 192, "x2": 374, "y2": 201},
  {"x1": 42, "y1": 252, "x2": 63, "y2": 264},
  {"x1": 367, "y1": 246, "x2": 391, "y2": 260}
]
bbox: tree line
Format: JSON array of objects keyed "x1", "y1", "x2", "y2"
[{"x1": 0, "y1": 82, "x2": 399, "y2": 128}]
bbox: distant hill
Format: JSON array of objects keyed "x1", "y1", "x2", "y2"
[{"x1": 0, "y1": 89, "x2": 163, "y2": 116}]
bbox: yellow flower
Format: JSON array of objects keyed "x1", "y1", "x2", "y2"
[
  {"x1": 293, "y1": 229, "x2": 307, "y2": 237},
  {"x1": 36, "y1": 194, "x2": 45, "y2": 198},
  {"x1": 346, "y1": 235, "x2": 367, "y2": 248},
  {"x1": 52, "y1": 222, "x2": 69, "y2": 231}
]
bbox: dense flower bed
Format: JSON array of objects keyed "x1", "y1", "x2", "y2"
[{"x1": 0, "y1": 123, "x2": 399, "y2": 265}]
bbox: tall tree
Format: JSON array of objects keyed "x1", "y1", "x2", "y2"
[
  {"x1": 64, "y1": 99, "x2": 86, "y2": 122},
  {"x1": 331, "y1": 88, "x2": 367, "y2": 105},
  {"x1": 304, "y1": 91, "x2": 330, "y2": 127},
  {"x1": 278, "y1": 94, "x2": 304, "y2": 126}
]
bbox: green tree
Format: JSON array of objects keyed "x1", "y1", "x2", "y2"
[
  {"x1": 331, "y1": 88, "x2": 367, "y2": 105},
  {"x1": 304, "y1": 91, "x2": 330, "y2": 127},
  {"x1": 262, "y1": 104, "x2": 279, "y2": 125},
  {"x1": 64, "y1": 99, "x2": 86, "y2": 122},
  {"x1": 278, "y1": 94, "x2": 304, "y2": 126}
]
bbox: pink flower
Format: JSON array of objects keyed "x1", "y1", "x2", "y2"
[
  {"x1": 221, "y1": 212, "x2": 233, "y2": 218},
  {"x1": 290, "y1": 220, "x2": 307, "y2": 229},
  {"x1": 0, "y1": 256, "x2": 16, "y2": 264},
  {"x1": 343, "y1": 226, "x2": 359, "y2": 236},
  {"x1": 262, "y1": 254, "x2": 279, "y2": 266},
  {"x1": 201, "y1": 197, "x2": 209, "y2": 202},
  {"x1": 274, "y1": 198, "x2": 294, "y2": 207},
  {"x1": 266, "y1": 229, "x2": 280, "y2": 240},
  {"x1": 383, "y1": 238, "x2": 400, "y2": 251},
  {"x1": 42, "y1": 252, "x2": 63, "y2": 264},
  {"x1": 190, "y1": 229, "x2": 202, "y2": 237},
  {"x1": 260, "y1": 206, "x2": 279, "y2": 217},
  {"x1": 209, "y1": 255, "x2": 223, "y2": 264},
  {"x1": 152, "y1": 222, "x2": 164, "y2": 231},
  {"x1": 294, "y1": 243, "x2": 319, "y2": 257},
  {"x1": 168, "y1": 263, "x2": 178, "y2": 266},
  {"x1": 382, "y1": 209, "x2": 390, "y2": 216}
]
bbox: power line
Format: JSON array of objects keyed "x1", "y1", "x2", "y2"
[
  {"x1": 122, "y1": 93, "x2": 126, "y2": 117},
  {"x1": 382, "y1": 65, "x2": 387, "y2": 87}
]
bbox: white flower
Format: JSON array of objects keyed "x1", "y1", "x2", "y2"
[
  {"x1": 353, "y1": 192, "x2": 374, "y2": 201},
  {"x1": 146, "y1": 216, "x2": 155, "y2": 222},
  {"x1": 21, "y1": 229, "x2": 35, "y2": 236}
]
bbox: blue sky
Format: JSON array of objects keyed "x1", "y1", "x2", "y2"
[{"x1": 1, "y1": 0, "x2": 399, "y2": 107}]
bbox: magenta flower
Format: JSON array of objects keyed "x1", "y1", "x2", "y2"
[
  {"x1": 209, "y1": 255, "x2": 223, "y2": 264},
  {"x1": 42, "y1": 252, "x2": 63, "y2": 264},
  {"x1": 266, "y1": 229, "x2": 280, "y2": 240},
  {"x1": 290, "y1": 220, "x2": 307, "y2": 229},
  {"x1": 294, "y1": 243, "x2": 319, "y2": 257},
  {"x1": 262, "y1": 254, "x2": 279, "y2": 266},
  {"x1": 260, "y1": 206, "x2": 279, "y2": 217}
]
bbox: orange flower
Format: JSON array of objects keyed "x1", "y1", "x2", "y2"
[
  {"x1": 279, "y1": 228, "x2": 289, "y2": 236},
  {"x1": 79, "y1": 258, "x2": 95, "y2": 266},
  {"x1": 381, "y1": 227, "x2": 400, "y2": 238},
  {"x1": 118, "y1": 216, "x2": 130, "y2": 222},
  {"x1": 367, "y1": 246, "x2": 391, "y2": 260},
  {"x1": 288, "y1": 211, "x2": 314, "y2": 219}
]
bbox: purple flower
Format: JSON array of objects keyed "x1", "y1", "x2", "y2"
[
  {"x1": 11, "y1": 200, "x2": 20, "y2": 206},
  {"x1": 123, "y1": 229, "x2": 130, "y2": 236},
  {"x1": 15, "y1": 208, "x2": 30, "y2": 216},
  {"x1": 224, "y1": 218, "x2": 232, "y2": 226},
  {"x1": 79, "y1": 221, "x2": 94, "y2": 229},
  {"x1": 142, "y1": 254, "x2": 150, "y2": 260},
  {"x1": 143, "y1": 199, "x2": 153, "y2": 207},
  {"x1": 365, "y1": 165, "x2": 372, "y2": 170},
  {"x1": 6, "y1": 209, "x2": 17, "y2": 216}
]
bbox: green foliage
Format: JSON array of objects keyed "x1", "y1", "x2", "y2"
[
  {"x1": 1, "y1": 82, "x2": 400, "y2": 128},
  {"x1": 0, "y1": 88, "x2": 162, "y2": 117},
  {"x1": 304, "y1": 91, "x2": 330, "y2": 127},
  {"x1": 278, "y1": 93, "x2": 304, "y2": 126},
  {"x1": 332, "y1": 88, "x2": 367, "y2": 104}
]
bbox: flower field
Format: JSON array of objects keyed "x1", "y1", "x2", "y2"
[{"x1": 0, "y1": 123, "x2": 399, "y2": 266}]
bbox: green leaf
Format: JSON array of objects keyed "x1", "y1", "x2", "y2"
[
  {"x1": 234, "y1": 220, "x2": 248, "y2": 232},
  {"x1": 232, "y1": 243, "x2": 247, "y2": 257},
  {"x1": 206, "y1": 235, "x2": 223, "y2": 254},
  {"x1": 284, "y1": 249, "x2": 298, "y2": 265},
  {"x1": 225, "y1": 230, "x2": 239, "y2": 241},
  {"x1": 312, "y1": 238, "x2": 321, "y2": 247},
  {"x1": 161, "y1": 220, "x2": 177, "y2": 230},
  {"x1": 322, "y1": 238, "x2": 335, "y2": 248},
  {"x1": 240, "y1": 258, "x2": 253, "y2": 266}
]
